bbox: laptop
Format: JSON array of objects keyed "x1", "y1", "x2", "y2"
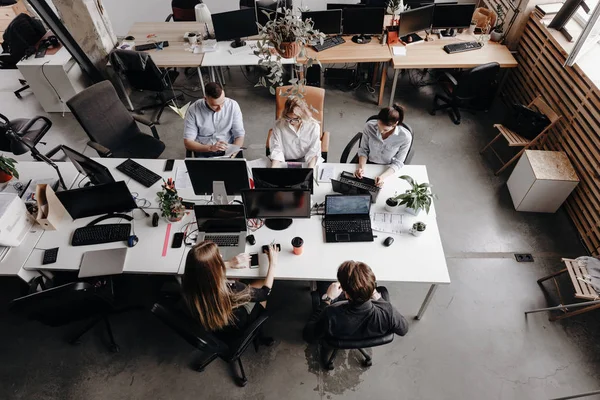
[
  {"x1": 324, "y1": 194, "x2": 374, "y2": 243},
  {"x1": 194, "y1": 205, "x2": 247, "y2": 260},
  {"x1": 331, "y1": 171, "x2": 380, "y2": 203},
  {"x1": 78, "y1": 248, "x2": 127, "y2": 278}
]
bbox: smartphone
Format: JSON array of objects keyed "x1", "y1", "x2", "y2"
[
  {"x1": 164, "y1": 159, "x2": 175, "y2": 172},
  {"x1": 250, "y1": 253, "x2": 259, "y2": 268},
  {"x1": 172, "y1": 232, "x2": 184, "y2": 248}
]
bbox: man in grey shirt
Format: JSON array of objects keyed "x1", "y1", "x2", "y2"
[
  {"x1": 183, "y1": 82, "x2": 245, "y2": 157},
  {"x1": 356, "y1": 104, "x2": 412, "y2": 186}
]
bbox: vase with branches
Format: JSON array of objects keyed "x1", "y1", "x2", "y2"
[
  {"x1": 387, "y1": 0, "x2": 406, "y2": 25},
  {"x1": 157, "y1": 178, "x2": 185, "y2": 222},
  {"x1": 491, "y1": 4, "x2": 506, "y2": 42}
]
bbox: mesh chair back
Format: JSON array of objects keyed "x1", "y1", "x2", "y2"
[
  {"x1": 67, "y1": 81, "x2": 138, "y2": 151},
  {"x1": 453, "y1": 62, "x2": 500, "y2": 101},
  {"x1": 110, "y1": 50, "x2": 169, "y2": 92}
]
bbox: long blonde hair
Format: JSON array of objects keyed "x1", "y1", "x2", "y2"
[
  {"x1": 280, "y1": 96, "x2": 313, "y2": 121},
  {"x1": 181, "y1": 241, "x2": 251, "y2": 331}
]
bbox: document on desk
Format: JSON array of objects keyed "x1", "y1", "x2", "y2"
[
  {"x1": 392, "y1": 46, "x2": 407, "y2": 56},
  {"x1": 371, "y1": 212, "x2": 403, "y2": 234},
  {"x1": 175, "y1": 167, "x2": 192, "y2": 189},
  {"x1": 224, "y1": 144, "x2": 242, "y2": 158},
  {"x1": 318, "y1": 164, "x2": 335, "y2": 183}
]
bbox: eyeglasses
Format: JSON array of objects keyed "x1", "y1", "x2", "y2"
[{"x1": 285, "y1": 117, "x2": 301, "y2": 123}]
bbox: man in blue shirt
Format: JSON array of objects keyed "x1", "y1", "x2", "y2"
[{"x1": 183, "y1": 82, "x2": 245, "y2": 157}]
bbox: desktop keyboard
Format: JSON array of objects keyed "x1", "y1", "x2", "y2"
[
  {"x1": 443, "y1": 41, "x2": 483, "y2": 54},
  {"x1": 134, "y1": 41, "x2": 169, "y2": 51},
  {"x1": 312, "y1": 36, "x2": 346, "y2": 52},
  {"x1": 72, "y1": 224, "x2": 132, "y2": 246},
  {"x1": 204, "y1": 235, "x2": 239, "y2": 247},
  {"x1": 325, "y1": 220, "x2": 371, "y2": 234},
  {"x1": 116, "y1": 159, "x2": 162, "y2": 188}
]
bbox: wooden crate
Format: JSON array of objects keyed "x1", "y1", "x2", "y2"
[{"x1": 501, "y1": 13, "x2": 600, "y2": 256}]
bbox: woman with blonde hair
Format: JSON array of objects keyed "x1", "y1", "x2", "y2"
[
  {"x1": 269, "y1": 96, "x2": 321, "y2": 168},
  {"x1": 181, "y1": 241, "x2": 278, "y2": 336}
]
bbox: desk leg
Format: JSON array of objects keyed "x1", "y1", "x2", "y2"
[
  {"x1": 389, "y1": 69, "x2": 399, "y2": 108},
  {"x1": 416, "y1": 284, "x2": 438, "y2": 320},
  {"x1": 209, "y1": 67, "x2": 216, "y2": 82},
  {"x1": 197, "y1": 67, "x2": 206, "y2": 97},
  {"x1": 320, "y1": 67, "x2": 325, "y2": 88},
  {"x1": 378, "y1": 62, "x2": 387, "y2": 106}
]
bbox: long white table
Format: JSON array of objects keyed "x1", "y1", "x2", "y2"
[{"x1": 7, "y1": 159, "x2": 450, "y2": 319}]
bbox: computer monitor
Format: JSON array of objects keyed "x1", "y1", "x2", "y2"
[
  {"x1": 185, "y1": 159, "x2": 250, "y2": 202},
  {"x1": 241, "y1": 188, "x2": 311, "y2": 230},
  {"x1": 432, "y1": 3, "x2": 476, "y2": 36},
  {"x1": 212, "y1": 8, "x2": 258, "y2": 48},
  {"x1": 301, "y1": 10, "x2": 342, "y2": 35},
  {"x1": 398, "y1": 4, "x2": 435, "y2": 42},
  {"x1": 194, "y1": 205, "x2": 246, "y2": 233},
  {"x1": 252, "y1": 168, "x2": 314, "y2": 194},
  {"x1": 56, "y1": 181, "x2": 137, "y2": 219},
  {"x1": 60, "y1": 145, "x2": 115, "y2": 186},
  {"x1": 327, "y1": 3, "x2": 366, "y2": 10},
  {"x1": 342, "y1": 7, "x2": 385, "y2": 39}
]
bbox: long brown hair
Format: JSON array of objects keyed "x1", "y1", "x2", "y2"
[
  {"x1": 280, "y1": 96, "x2": 313, "y2": 121},
  {"x1": 182, "y1": 241, "x2": 250, "y2": 331}
]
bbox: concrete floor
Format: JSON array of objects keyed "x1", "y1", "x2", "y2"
[{"x1": 1, "y1": 67, "x2": 600, "y2": 400}]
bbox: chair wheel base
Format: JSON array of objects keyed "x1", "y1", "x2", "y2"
[
  {"x1": 235, "y1": 377, "x2": 248, "y2": 387},
  {"x1": 430, "y1": 110, "x2": 436, "y2": 116},
  {"x1": 453, "y1": 120, "x2": 461, "y2": 125},
  {"x1": 362, "y1": 359, "x2": 372, "y2": 367},
  {"x1": 325, "y1": 362, "x2": 334, "y2": 370}
]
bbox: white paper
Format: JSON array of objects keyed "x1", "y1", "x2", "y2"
[
  {"x1": 392, "y1": 46, "x2": 406, "y2": 56},
  {"x1": 318, "y1": 164, "x2": 335, "y2": 183},
  {"x1": 175, "y1": 167, "x2": 192, "y2": 189},
  {"x1": 224, "y1": 144, "x2": 242, "y2": 157},
  {"x1": 246, "y1": 157, "x2": 270, "y2": 169},
  {"x1": 371, "y1": 212, "x2": 403, "y2": 234}
]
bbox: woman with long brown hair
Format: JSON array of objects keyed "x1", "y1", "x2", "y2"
[
  {"x1": 181, "y1": 241, "x2": 278, "y2": 334},
  {"x1": 269, "y1": 96, "x2": 321, "y2": 168}
]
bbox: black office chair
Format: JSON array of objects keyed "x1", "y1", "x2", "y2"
[
  {"x1": 310, "y1": 287, "x2": 395, "y2": 370},
  {"x1": 151, "y1": 302, "x2": 271, "y2": 387},
  {"x1": 430, "y1": 62, "x2": 501, "y2": 125},
  {"x1": 340, "y1": 115, "x2": 415, "y2": 164},
  {"x1": 110, "y1": 49, "x2": 183, "y2": 124},
  {"x1": 66, "y1": 81, "x2": 166, "y2": 159},
  {"x1": 0, "y1": 113, "x2": 52, "y2": 155},
  {"x1": 9, "y1": 282, "x2": 129, "y2": 352},
  {"x1": 166, "y1": 0, "x2": 202, "y2": 21}
]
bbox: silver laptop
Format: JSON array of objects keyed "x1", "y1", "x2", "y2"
[
  {"x1": 79, "y1": 248, "x2": 127, "y2": 278},
  {"x1": 195, "y1": 205, "x2": 247, "y2": 260}
]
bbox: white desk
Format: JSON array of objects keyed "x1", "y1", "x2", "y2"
[
  {"x1": 15, "y1": 159, "x2": 449, "y2": 318},
  {"x1": 0, "y1": 162, "x2": 79, "y2": 282}
]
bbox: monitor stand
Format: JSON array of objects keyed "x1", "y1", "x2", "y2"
[
  {"x1": 212, "y1": 181, "x2": 230, "y2": 205},
  {"x1": 439, "y1": 28, "x2": 457, "y2": 38},
  {"x1": 265, "y1": 218, "x2": 293, "y2": 230},
  {"x1": 231, "y1": 38, "x2": 247, "y2": 48},
  {"x1": 351, "y1": 35, "x2": 372, "y2": 44},
  {"x1": 401, "y1": 33, "x2": 424, "y2": 45}
]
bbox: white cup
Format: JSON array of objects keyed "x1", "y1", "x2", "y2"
[{"x1": 188, "y1": 34, "x2": 198, "y2": 45}]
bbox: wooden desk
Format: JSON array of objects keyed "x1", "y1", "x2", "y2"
[
  {"x1": 388, "y1": 33, "x2": 518, "y2": 106},
  {"x1": 300, "y1": 36, "x2": 392, "y2": 106}
]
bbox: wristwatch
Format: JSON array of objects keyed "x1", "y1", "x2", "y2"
[{"x1": 321, "y1": 294, "x2": 332, "y2": 302}]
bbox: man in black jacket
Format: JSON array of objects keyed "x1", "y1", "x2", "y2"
[{"x1": 303, "y1": 261, "x2": 408, "y2": 343}]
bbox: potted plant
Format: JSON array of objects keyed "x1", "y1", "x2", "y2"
[
  {"x1": 410, "y1": 222, "x2": 427, "y2": 237},
  {"x1": 396, "y1": 175, "x2": 436, "y2": 216},
  {"x1": 157, "y1": 178, "x2": 185, "y2": 222},
  {"x1": 387, "y1": 0, "x2": 405, "y2": 25},
  {"x1": 255, "y1": 6, "x2": 325, "y2": 95},
  {"x1": 490, "y1": 4, "x2": 505, "y2": 42},
  {"x1": 0, "y1": 155, "x2": 18, "y2": 183},
  {"x1": 385, "y1": 195, "x2": 399, "y2": 212}
]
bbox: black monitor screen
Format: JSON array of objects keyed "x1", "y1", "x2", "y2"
[
  {"x1": 431, "y1": 3, "x2": 476, "y2": 29},
  {"x1": 185, "y1": 159, "x2": 250, "y2": 196},
  {"x1": 212, "y1": 9, "x2": 258, "y2": 42},
  {"x1": 302, "y1": 10, "x2": 342, "y2": 35},
  {"x1": 327, "y1": 3, "x2": 366, "y2": 10},
  {"x1": 56, "y1": 181, "x2": 137, "y2": 219},
  {"x1": 325, "y1": 194, "x2": 371, "y2": 215},
  {"x1": 252, "y1": 168, "x2": 314, "y2": 193},
  {"x1": 399, "y1": 4, "x2": 435, "y2": 36},
  {"x1": 342, "y1": 7, "x2": 385, "y2": 35},
  {"x1": 194, "y1": 205, "x2": 246, "y2": 233},
  {"x1": 242, "y1": 189, "x2": 311, "y2": 219},
  {"x1": 61, "y1": 145, "x2": 115, "y2": 186}
]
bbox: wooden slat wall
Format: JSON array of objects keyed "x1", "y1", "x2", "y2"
[{"x1": 502, "y1": 13, "x2": 600, "y2": 256}]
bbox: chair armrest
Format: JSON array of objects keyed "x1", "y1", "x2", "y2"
[
  {"x1": 230, "y1": 313, "x2": 270, "y2": 359},
  {"x1": 14, "y1": 116, "x2": 52, "y2": 134},
  {"x1": 325, "y1": 332, "x2": 394, "y2": 349},
  {"x1": 45, "y1": 145, "x2": 63, "y2": 160},
  {"x1": 133, "y1": 114, "x2": 160, "y2": 139},
  {"x1": 87, "y1": 141, "x2": 112, "y2": 157},
  {"x1": 441, "y1": 72, "x2": 458, "y2": 87},
  {"x1": 340, "y1": 132, "x2": 363, "y2": 164},
  {"x1": 321, "y1": 131, "x2": 330, "y2": 153},
  {"x1": 165, "y1": 14, "x2": 173, "y2": 22},
  {"x1": 0, "y1": 112, "x2": 9, "y2": 125}
]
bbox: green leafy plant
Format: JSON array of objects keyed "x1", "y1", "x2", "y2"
[
  {"x1": 394, "y1": 175, "x2": 436, "y2": 214},
  {"x1": 0, "y1": 155, "x2": 18, "y2": 179},
  {"x1": 255, "y1": 7, "x2": 325, "y2": 95},
  {"x1": 157, "y1": 178, "x2": 184, "y2": 219},
  {"x1": 494, "y1": 4, "x2": 506, "y2": 33},
  {"x1": 413, "y1": 222, "x2": 427, "y2": 232}
]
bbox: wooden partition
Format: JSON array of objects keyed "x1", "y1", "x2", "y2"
[{"x1": 502, "y1": 13, "x2": 600, "y2": 256}]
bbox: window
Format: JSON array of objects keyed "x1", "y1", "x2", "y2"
[{"x1": 549, "y1": 0, "x2": 600, "y2": 65}]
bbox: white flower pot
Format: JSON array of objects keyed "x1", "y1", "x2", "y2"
[
  {"x1": 410, "y1": 228, "x2": 425, "y2": 237},
  {"x1": 490, "y1": 31, "x2": 503, "y2": 42},
  {"x1": 405, "y1": 206, "x2": 421, "y2": 216},
  {"x1": 385, "y1": 203, "x2": 398, "y2": 212}
]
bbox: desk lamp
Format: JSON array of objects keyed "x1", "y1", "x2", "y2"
[{"x1": 195, "y1": 4, "x2": 214, "y2": 39}]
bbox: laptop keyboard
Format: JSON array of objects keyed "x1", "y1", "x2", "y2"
[
  {"x1": 338, "y1": 177, "x2": 379, "y2": 192},
  {"x1": 325, "y1": 220, "x2": 371, "y2": 233},
  {"x1": 204, "y1": 235, "x2": 239, "y2": 247}
]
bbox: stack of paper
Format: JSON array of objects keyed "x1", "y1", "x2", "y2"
[
  {"x1": 392, "y1": 46, "x2": 406, "y2": 56},
  {"x1": 371, "y1": 212, "x2": 403, "y2": 234}
]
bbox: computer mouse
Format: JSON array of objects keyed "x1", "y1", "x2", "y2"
[
  {"x1": 247, "y1": 235, "x2": 256, "y2": 245},
  {"x1": 383, "y1": 237, "x2": 394, "y2": 247},
  {"x1": 407, "y1": 36, "x2": 413, "y2": 43},
  {"x1": 128, "y1": 235, "x2": 139, "y2": 248}
]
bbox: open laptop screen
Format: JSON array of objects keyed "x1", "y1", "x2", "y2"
[
  {"x1": 194, "y1": 205, "x2": 246, "y2": 233},
  {"x1": 325, "y1": 195, "x2": 371, "y2": 216}
]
